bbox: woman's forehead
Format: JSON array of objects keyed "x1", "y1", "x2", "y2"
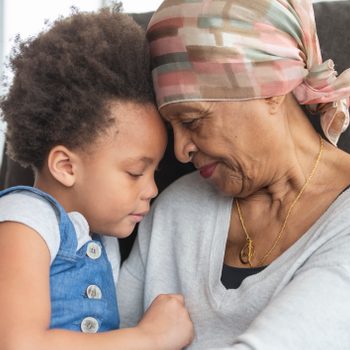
[{"x1": 160, "y1": 101, "x2": 214, "y2": 120}]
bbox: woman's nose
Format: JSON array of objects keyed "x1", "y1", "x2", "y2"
[{"x1": 173, "y1": 129, "x2": 197, "y2": 163}]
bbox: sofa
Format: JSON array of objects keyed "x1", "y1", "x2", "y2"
[{"x1": 1, "y1": 0, "x2": 350, "y2": 260}]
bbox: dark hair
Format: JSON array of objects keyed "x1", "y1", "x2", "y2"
[{"x1": 0, "y1": 9, "x2": 155, "y2": 169}]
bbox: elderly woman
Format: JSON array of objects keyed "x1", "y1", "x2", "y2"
[{"x1": 118, "y1": 0, "x2": 350, "y2": 349}]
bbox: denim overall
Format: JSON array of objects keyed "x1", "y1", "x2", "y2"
[{"x1": 0, "y1": 186, "x2": 120, "y2": 333}]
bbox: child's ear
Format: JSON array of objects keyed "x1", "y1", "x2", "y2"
[{"x1": 47, "y1": 145, "x2": 79, "y2": 187}]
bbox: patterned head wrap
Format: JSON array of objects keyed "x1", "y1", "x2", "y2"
[{"x1": 147, "y1": 0, "x2": 350, "y2": 145}]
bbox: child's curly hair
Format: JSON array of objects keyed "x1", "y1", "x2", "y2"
[{"x1": 0, "y1": 9, "x2": 155, "y2": 170}]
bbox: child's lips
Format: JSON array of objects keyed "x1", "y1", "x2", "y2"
[{"x1": 129, "y1": 211, "x2": 148, "y2": 222}]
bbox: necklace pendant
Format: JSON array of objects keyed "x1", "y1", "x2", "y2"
[{"x1": 239, "y1": 241, "x2": 254, "y2": 265}]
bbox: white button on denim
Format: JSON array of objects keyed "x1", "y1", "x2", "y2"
[
  {"x1": 86, "y1": 242, "x2": 101, "y2": 259},
  {"x1": 86, "y1": 284, "x2": 102, "y2": 299},
  {"x1": 81, "y1": 316, "x2": 99, "y2": 333}
]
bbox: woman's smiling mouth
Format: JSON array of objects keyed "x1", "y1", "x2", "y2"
[{"x1": 199, "y1": 162, "x2": 218, "y2": 178}]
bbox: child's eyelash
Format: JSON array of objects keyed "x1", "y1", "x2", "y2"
[{"x1": 128, "y1": 172, "x2": 144, "y2": 178}]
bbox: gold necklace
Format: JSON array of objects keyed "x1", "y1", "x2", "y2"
[{"x1": 235, "y1": 135, "x2": 324, "y2": 267}]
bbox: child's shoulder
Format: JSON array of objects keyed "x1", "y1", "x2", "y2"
[
  {"x1": 0, "y1": 190, "x2": 61, "y2": 262},
  {"x1": 0, "y1": 189, "x2": 59, "y2": 222}
]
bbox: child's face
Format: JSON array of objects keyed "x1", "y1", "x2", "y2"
[{"x1": 74, "y1": 101, "x2": 167, "y2": 238}]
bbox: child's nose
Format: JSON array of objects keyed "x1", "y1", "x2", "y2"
[{"x1": 142, "y1": 177, "x2": 159, "y2": 200}]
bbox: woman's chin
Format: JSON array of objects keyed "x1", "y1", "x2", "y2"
[{"x1": 210, "y1": 175, "x2": 243, "y2": 197}]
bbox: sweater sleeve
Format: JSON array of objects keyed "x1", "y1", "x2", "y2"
[{"x1": 118, "y1": 225, "x2": 147, "y2": 328}]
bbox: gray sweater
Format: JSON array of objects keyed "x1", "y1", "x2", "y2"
[{"x1": 118, "y1": 172, "x2": 350, "y2": 349}]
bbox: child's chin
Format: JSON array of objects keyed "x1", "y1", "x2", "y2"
[
  {"x1": 112, "y1": 225, "x2": 137, "y2": 239},
  {"x1": 115, "y1": 231, "x2": 135, "y2": 239},
  {"x1": 95, "y1": 224, "x2": 136, "y2": 239}
]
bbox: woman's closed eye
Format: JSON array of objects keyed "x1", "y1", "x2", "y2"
[{"x1": 180, "y1": 118, "x2": 200, "y2": 130}]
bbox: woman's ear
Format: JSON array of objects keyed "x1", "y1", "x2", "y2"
[
  {"x1": 265, "y1": 95, "x2": 286, "y2": 115},
  {"x1": 47, "y1": 145, "x2": 79, "y2": 187}
]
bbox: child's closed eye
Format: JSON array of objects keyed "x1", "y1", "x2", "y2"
[{"x1": 128, "y1": 172, "x2": 144, "y2": 178}]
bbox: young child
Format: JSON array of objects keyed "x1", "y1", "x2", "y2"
[{"x1": 0, "y1": 8, "x2": 193, "y2": 350}]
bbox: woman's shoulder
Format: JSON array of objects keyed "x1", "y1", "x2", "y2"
[
  {"x1": 146, "y1": 171, "x2": 231, "y2": 226},
  {"x1": 327, "y1": 187, "x2": 350, "y2": 217},
  {"x1": 157, "y1": 171, "x2": 218, "y2": 204}
]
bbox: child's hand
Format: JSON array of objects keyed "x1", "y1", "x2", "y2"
[{"x1": 137, "y1": 294, "x2": 194, "y2": 350}]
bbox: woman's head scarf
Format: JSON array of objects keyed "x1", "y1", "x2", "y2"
[{"x1": 146, "y1": 0, "x2": 350, "y2": 145}]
